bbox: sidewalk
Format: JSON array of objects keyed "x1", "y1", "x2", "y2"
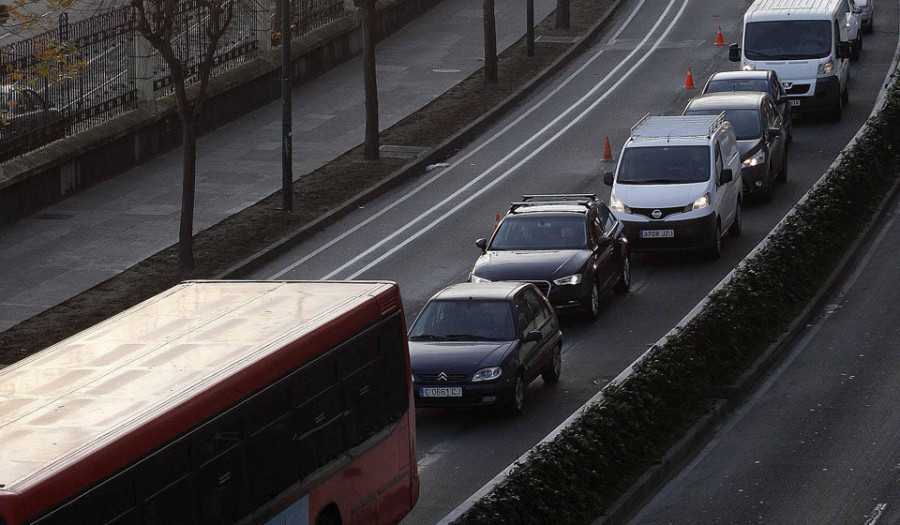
[{"x1": 0, "y1": 0, "x2": 555, "y2": 332}]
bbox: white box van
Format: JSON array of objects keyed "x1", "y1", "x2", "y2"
[
  {"x1": 729, "y1": 0, "x2": 853, "y2": 118},
  {"x1": 602, "y1": 113, "x2": 743, "y2": 259}
]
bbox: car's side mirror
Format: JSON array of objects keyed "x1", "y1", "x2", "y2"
[
  {"x1": 603, "y1": 171, "x2": 614, "y2": 186},
  {"x1": 595, "y1": 236, "x2": 613, "y2": 250},
  {"x1": 720, "y1": 168, "x2": 734, "y2": 184},
  {"x1": 523, "y1": 330, "x2": 542, "y2": 342},
  {"x1": 475, "y1": 238, "x2": 487, "y2": 252},
  {"x1": 837, "y1": 41, "x2": 852, "y2": 59},
  {"x1": 728, "y1": 43, "x2": 741, "y2": 62},
  {"x1": 768, "y1": 127, "x2": 782, "y2": 137}
]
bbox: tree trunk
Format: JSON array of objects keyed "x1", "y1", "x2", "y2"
[
  {"x1": 179, "y1": 117, "x2": 197, "y2": 275},
  {"x1": 556, "y1": 0, "x2": 570, "y2": 30},
  {"x1": 483, "y1": 0, "x2": 497, "y2": 84},
  {"x1": 360, "y1": 0, "x2": 379, "y2": 160}
]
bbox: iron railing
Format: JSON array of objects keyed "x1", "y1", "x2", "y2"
[{"x1": 0, "y1": 0, "x2": 345, "y2": 163}]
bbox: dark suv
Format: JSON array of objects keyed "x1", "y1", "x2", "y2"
[{"x1": 469, "y1": 194, "x2": 630, "y2": 320}]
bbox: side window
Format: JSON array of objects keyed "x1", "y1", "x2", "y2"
[
  {"x1": 766, "y1": 100, "x2": 780, "y2": 126},
  {"x1": 514, "y1": 294, "x2": 535, "y2": 335},
  {"x1": 714, "y1": 143, "x2": 724, "y2": 176},
  {"x1": 590, "y1": 215, "x2": 603, "y2": 242},
  {"x1": 522, "y1": 289, "x2": 549, "y2": 328},
  {"x1": 598, "y1": 203, "x2": 615, "y2": 231}
]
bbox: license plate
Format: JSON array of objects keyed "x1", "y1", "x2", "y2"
[
  {"x1": 420, "y1": 387, "x2": 463, "y2": 397},
  {"x1": 789, "y1": 99, "x2": 801, "y2": 106},
  {"x1": 640, "y1": 229, "x2": 674, "y2": 238}
]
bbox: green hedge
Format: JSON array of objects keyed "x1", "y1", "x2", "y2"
[{"x1": 452, "y1": 75, "x2": 900, "y2": 525}]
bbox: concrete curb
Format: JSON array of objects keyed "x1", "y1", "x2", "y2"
[{"x1": 216, "y1": 0, "x2": 626, "y2": 279}]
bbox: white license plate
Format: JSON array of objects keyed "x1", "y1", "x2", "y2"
[
  {"x1": 789, "y1": 99, "x2": 801, "y2": 106},
  {"x1": 640, "y1": 229, "x2": 674, "y2": 238},
  {"x1": 420, "y1": 387, "x2": 463, "y2": 397}
]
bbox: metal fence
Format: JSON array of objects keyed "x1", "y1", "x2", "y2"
[{"x1": 0, "y1": 0, "x2": 346, "y2": 163}]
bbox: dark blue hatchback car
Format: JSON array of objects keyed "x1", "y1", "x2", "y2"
[{"x1": 409, "y1": 281, "x2": 562, "y2": 416}]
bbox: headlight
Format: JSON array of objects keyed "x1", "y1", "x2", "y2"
[
  {"x1": 742, "y1": 149, "x2": 766, "y2": 167},
  {"x1": 688, "y1": 193, "x2": 710, "y2": 211},
  {"x1": 553, "y1": 274, "x2": 583, "y2": 286},
  {"x1": 610, "y1": 195, "x2": 631, "y2": 214},
  {"x1": 470, "y1": 274, "x2": 491, "y2": 283},
  {"x1": 818, "y1": 60, "x2": 834, "y2": 76},
  {"x1": 472, "y1": 367, "x2": 502, "y2": 382}
]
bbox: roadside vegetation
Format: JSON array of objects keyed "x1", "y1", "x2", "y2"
[{"x1": 452, "y1": 73, "x2": 900, "y2": 524}]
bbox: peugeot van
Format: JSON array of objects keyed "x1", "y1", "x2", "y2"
[
  {"x1": 729, "y1": 0, "x2": 853, "y2": 119},
  {"x1": 602, "y1": 113, "x2": 743, "y2": 259}
]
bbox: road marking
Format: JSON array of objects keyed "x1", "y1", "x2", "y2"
[
  {"x1": 340, "y1": 0, "x2": 687, "y2": 280},
  {"x1": 865, "y1": 503, "x2": 887, "y2": 525},
  {"x1": 267, "y1": 0, "x2": 648, "y2": 280}
]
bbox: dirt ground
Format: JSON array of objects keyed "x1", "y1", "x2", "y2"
[{"x1": 0, "y1": 0, "x2": 614, "y2": 364}]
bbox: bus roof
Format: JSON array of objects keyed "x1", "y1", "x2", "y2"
[{"x1": 0, "y1": 280, "x2": 400, "y2": 506}]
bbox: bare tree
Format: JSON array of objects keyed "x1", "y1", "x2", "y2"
[
  {"x1": 556, "y1": 0, "x2": 570, "y2": 30},
  {"x1": 131, "y1": 0, "x2": 235, "y2": 274},
  {"x1": 356, "y1": 0, "x2": 379, "y2": 159},
  {"x1": 482, "y1": 0, "x2": 497, "y2": 84}
]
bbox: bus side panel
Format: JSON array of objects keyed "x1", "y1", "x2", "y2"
[
  {"x1": 309, "y1": 416, "x2": 416, "y2": 525},
  {"x1": 0, "y1": 493, "x2": 24, "y2": 525}
]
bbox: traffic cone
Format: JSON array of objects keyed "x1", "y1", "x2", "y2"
[
  {"x1": 494, "y1": 213, "x2": 500, "y2": 230},
  {"x1": 715, "y1": 25, "x2": 725, "y2": 46},
  {"x1": 602, "y1": 136, "x2": 613, "y2": 162},
  {"x1": 684, "y1": 67, "x2": 696, "y2": 89}
]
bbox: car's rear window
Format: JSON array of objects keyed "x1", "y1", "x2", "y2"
[
  {"x1": 705, "y1": 79, "x2": 769, "y2": 96},
  {"x1": 489, "y1": 215, "x2": 587, "y2": 250},
  {"x1": 684, "y1": 108, "x2": 761, "y2": 140},
  {"x1": 409, "y1": 299, "x2": 516, "y2": 342},
  {"x1": 616, "y1": 145, "x2": 710, "y2": 184}
]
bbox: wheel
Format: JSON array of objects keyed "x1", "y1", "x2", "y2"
[
  {"x1": 315, "y1": 505, "x2": 342, "y2": 525},
  {"x1": 504, "y1": 373, "x2": 525, "y2": 416},
  {"x1": 759, "y1": 170, "x2": 773, "y2": 201},
  {"x1": 851, "y1": 39, "x2": 861, "y2": 60},
  {"x1": 707, "y1": 220, "x2": 722, "y2": 260},
  {"x1": 612, "y1": 248, "x2": 631, "y2": 294},
  {"x1": 582, "y1": 279, "x2": 601, "y2": 321},
  {"x1": 841, "y1": 85, "x2": 850, "y2": 107},
  {"x1": 776, "y1": 152, "x2": 788, "y2": 182},
  {"x1": 541, "y1": 344, "x2": 562, "y2": 384},
  {"x1": 728, "y1": 200, "x2": 742, "y2": 237},
  {"x1": 829, "y1": 90, "x2": 843, "y2": 121}
]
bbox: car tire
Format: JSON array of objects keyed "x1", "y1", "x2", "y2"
[
  {"x1": 728, "y1": 200, "x2": 743, "y2": 237},
  {"x1": 851, "y1": 39, "x2": 861, "y2": 61},
  {"x1": 708, "y1": 220, "x2": 722, "y2": 260},
  {"x1": 504, "y1": 373, "x2": 525, "y2": 416},
  {"x1": 612, "y1": 249, "x2": 631, "y2": 294},
  {"x1": 541, "y1": 344, "x2": 562, "y2": 384},
  {"x1": 582, "y1": 279, "x2": 601, "y2": 321},
  {"x1": 841, "y1": 85, "x2": 850, "y2": 107}
]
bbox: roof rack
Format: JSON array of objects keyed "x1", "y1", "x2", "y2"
[
  {"x1": 509, "y1": 194, "x2": 597, "y2": 212},
  {"x1": 629, "y1": 112, "x2": 726, "y2": 140}
]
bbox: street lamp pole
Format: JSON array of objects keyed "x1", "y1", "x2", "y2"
[{"x1": 281, "y1": 0, "x2": 293, "y2": 211}]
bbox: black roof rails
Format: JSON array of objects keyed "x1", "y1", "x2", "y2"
[{"x1": 509, "y1": 194, "x2": 597, "y2": 212}]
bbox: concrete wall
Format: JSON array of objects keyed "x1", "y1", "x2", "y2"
[{"x1": 0, "y1": 0, "x2": 442, "y2": 228}]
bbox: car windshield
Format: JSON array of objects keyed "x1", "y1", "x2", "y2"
[
  {"x1": 684, "y1": 108, "x2": 761, "y2": 140},
  {"x1": 409, "y1": 299, "x2": 516, "y2": 342},
  {"x1": 616, "y1": 145, "x2": 710, "y2": 184},
  {"x1": 744, "y1": 20, "x2": 832, "y2": 60},
  {"x1": 489, "y1": 215, "x2": 587, "y2": 250},
  {"x1": 705, "y1": 79, "x2": 770, "y2": 96}
]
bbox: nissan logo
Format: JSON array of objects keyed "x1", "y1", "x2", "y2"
[
  {"x1": 651, "y1": 209, "x2": 662, "y2": 219},
  {"x1": 438, "y1": 372, "x2": 448, "y2": 381}
]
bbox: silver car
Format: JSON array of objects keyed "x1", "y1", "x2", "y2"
[{"x1": 854, "y1": 0, "x2": 874, "y2": 33}]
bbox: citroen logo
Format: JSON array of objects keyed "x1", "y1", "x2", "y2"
[
  {"x1": 438, "y1": 372, "x2": 448, "y2": 381},
  {"x1": 651, "y1": 209, "x2": 662, "y2": 219}
]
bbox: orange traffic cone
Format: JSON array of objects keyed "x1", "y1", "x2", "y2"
[
  {"x1": 602, "y1": 136, "x2": 613, "y2": 162},
  {"x1": 715, "y1": 25, "x2": 725, "y2": 46},
  {"x1": 684, "y1": 67, "x2": 696, "y2": 89},
  {"x1": 494, "y1": 213, "x2": 500, "y2": 230}
]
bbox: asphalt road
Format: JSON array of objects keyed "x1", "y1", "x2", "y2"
[
  {"x1": 247, "y1": 0, "x2": 900, "y2": 523},
  {"x1": 629, "y1": 183, "x2": 900, "y2": 525}
]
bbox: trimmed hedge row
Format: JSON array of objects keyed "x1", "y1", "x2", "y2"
[{"x1": 452, "y1": 75, "x2": 900, "y2": 525}]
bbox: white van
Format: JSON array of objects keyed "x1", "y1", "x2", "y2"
[
  {"x1": 602, "y1": 113, "x2": 743, "y2": 259},
  {"x1": 729, "y1": 0, "x2": 853, "y2": 119}
]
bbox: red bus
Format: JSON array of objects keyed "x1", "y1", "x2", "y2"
[{"x1": 0, "y1": 280, "x2": 419, "y2": 525}]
